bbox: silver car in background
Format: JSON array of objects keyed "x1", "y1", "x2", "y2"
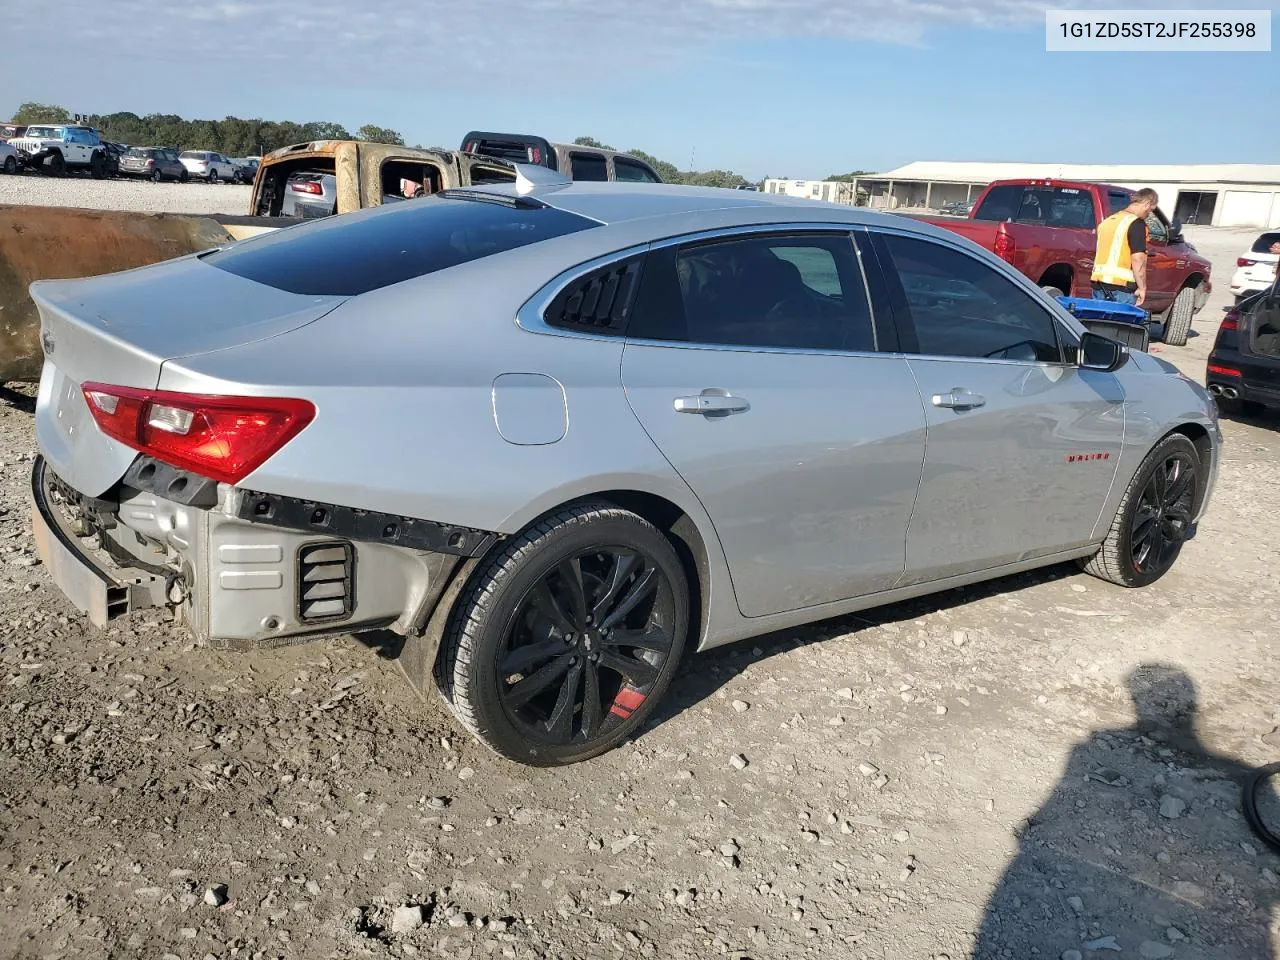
[
  {"x1": 281, "y1": 172, "x2": 337, "y2": 218},
  {"x1": 29, "y1": 174, "x2": 1220, "y2": 767}
]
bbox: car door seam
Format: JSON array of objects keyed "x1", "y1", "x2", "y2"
[{"x1": 894, "y1": 357, "x2": 931, "y2": 590}]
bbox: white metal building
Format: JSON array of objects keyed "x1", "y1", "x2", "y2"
[
  {"x1": 765, "y1": 163, "x2": 1280, "y2": 228},
  {"x1": 761, "y1": 179, "x2": 855, "y2": 204}
]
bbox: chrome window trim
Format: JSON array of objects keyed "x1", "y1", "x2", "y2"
[
  {"x1": 515, "y1": 221, "x2": 884, "y2": 356},
  {"x1": 862, "y1": 222, "x2": 1084, "y2": 368}
]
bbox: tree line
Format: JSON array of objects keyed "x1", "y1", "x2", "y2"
[
  {"x1": 9, "y1": 102, "x2": 405, "y2": 157},
  {"x1": 9, "y1": 103, "x2": 823, "y2": 188}
]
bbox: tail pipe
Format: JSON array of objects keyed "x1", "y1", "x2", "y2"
[{"x1": 1208, "y1": 383, "x2": 1239, "y2": 400}]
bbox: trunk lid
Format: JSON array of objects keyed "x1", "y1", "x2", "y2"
[{"x1": 34, "y1": 254, "x2": 345, "y2": 497}]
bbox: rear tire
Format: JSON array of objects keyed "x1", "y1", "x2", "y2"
[
  {"x1": 180, "y1": 169, "x2": 189, "y2": 183},
  {"x1": 1161, "y1": 286, "x2": 1197, "y2": 346},
  {"x1": 2, "y1": 157, "x2": 15, "y2": 175},
  {"x1": 151, "y1": 168, "x2": 162, "y2": 183},
  {"x1": 90, "y1": 152, "x2": 106, "y2": 180},
  {"x1": 1080, "y1": 433, "x2": 1200, "y2": 588},
  {"x1": 208, "y1": 168, "x2": 219, "y2": 184},
  {"x1": 435, "y1": 503, "x2": 690, "y2": 766},
  {"x1": 1041, "y1": 285, "x2": 1067, "y2": 299}
]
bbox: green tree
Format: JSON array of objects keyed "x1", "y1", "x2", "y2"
[
  {"x1": 10, "y1": 102, "x2": 71, "y2": 124},
  {"x1": 573, "y1": 136, "x2": 615, "y2": 150},
  {"x1": 825, "y1": 170, "x2": 873, "y2": 182},
  {"x1": 304, "y1": 121, "x2": 352, "y2": 141},
  {"x1": 356, "y1": 124, "x2": 404, "y2": 145}
]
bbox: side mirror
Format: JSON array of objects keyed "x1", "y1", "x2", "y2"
[
  {"x1": 1168, "y1": 217, "x2": 1184, "y2": 243},
  {"x1": 1079, "y1": 331, "x2": 1129, "y2": 372}
]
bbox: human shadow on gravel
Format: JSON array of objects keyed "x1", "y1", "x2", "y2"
[
  {"x1": 971, "y1": 664, "x2": 1274, "y2": 960},
  {"x1": 647, "y1": 560, "x2": 1078, "y2": 732}
]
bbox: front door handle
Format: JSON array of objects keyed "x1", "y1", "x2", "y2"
[
  {"x1": 931, "y1": 388, "x2": 986, "y2": 410},
  {"x1": 674, "y1": 391, "x2": 750, "y2": 416}
]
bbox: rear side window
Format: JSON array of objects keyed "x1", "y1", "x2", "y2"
[
  {"x1": 1108, "y1": 191, "x2": 1131, "y2": 215},
  {"x1": 629, "y1": 232, "x2": 876, "y2": 353},
  {"x1": 569, "y1": 152, "x2": 608, "y2": 182},
  {"x1": 204, "y1": 197, "x2": 599, "y2": 296},
  {"x1": 614, "y1": 158, "x2": 660, "y2": 183},
  {"x1": 1252, "y1": 232, "x2": 1280, "y2": 253}
]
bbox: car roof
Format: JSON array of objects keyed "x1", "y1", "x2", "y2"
[{"x1": 459, "y1": 180, "x2": 890, "y2": 230}]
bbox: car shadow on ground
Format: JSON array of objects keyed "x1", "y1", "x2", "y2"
[
  {"x1": 647, "y1": 560, "x2": 1078, "y2": 734},
  {"x1": 1218, "y1": 404, "x2": 1279, "y2": 429}
]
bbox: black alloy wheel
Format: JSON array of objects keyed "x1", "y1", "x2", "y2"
[
  {"x1": 1129, "y1": 450, "x2": 1196, "y2": 576},
  {"x1": 497, "y1": 548, "x2": 676, "y2": 747}
]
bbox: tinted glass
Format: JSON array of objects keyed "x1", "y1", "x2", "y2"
[
  {"x1": 974, "y1": 185, "x2": 1095, "y2": 228},
  {"x1": 205, "y1": 197, "x2": 599, "y2": 296},
  {"x1": 614, "y1": 158, "x2": 659, "y2": 183},
  {"x1": 1252, "y1": 232, "x2": 1280, "y2": 253},
  {"x1": 881, "y1": 233, "x2": 1063, "y2": 363},
  {"x1": 630, "y1": 233, "x2": 876, "y2": 352},
  {"x1": 569, "y1": 152, "x2": 608, "y2": 182},
  {"x1": 1108, "y1": 191, "x2": 1131, "y2": 215}
]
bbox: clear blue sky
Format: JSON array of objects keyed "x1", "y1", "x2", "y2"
[{"x1": 7, "y1": 1, "x2": 1279, "y2": 180}]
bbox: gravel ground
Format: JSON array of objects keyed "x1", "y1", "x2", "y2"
[
  {"x1": 0, "y1": 225, "x2": 1277, "y2": 960},
  {"x1": 0, "y1": 170, "x2": 251, "y2": 216}
]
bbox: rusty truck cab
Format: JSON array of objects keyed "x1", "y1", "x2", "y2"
[{"x1": 250, "y1": 140, "x2": 516, "y2": 219}]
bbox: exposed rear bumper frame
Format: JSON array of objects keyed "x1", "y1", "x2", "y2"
[{"x1": 30, "y1": 456, "x2": 167, "y2": 627}]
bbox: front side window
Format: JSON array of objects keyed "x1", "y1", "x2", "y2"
[
  {"x1": 1108, "y1": 191, "x2": 1131, "y2": 215},
  {"x1": 629, "y1": 232, "x2": 876, "y2": 353},
  {"x1": 568, "y1": 152, "x2": 608, "y2": 182},
  {"x1": 880, "y1": 233, "x2": 1063, "y2": 363}
]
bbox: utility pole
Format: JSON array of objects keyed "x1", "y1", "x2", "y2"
[{"x1": 689, "y1": 146, "x2": 696, "y2": 172}]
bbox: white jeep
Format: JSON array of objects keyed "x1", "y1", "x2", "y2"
[{"x1": 9, "y1": 124, "x2": 110, "y2": 178}]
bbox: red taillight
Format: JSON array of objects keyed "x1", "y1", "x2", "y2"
[
  {"x1": 1220, "y1": 311, "x2": 1240, "y2": 331},
  {"x1": 81, "y1": 383, "x2": 315, "y2": 485},
  {"x1": 290, "y1": 181, "x2": 323, "y2": 195},
  {"x1": 1207, "y1": 364, "x2": 1241, "y2": 378},
  {"x1": 993, "y1": 230, "x2": 1015, "y2": 263},
  {"x1": 1238, "y1": 257, "x2": 1258, "y2": 267}
]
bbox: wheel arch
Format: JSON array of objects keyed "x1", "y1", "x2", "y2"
[
  {"x1": 401, "y1": 488, "x2": 718, "y2": 697},
  {"x1": 1037, "y1": 263, "x2": 1074, "y2": 293},
  {"x1": 1166, "y1": 421, "x2": 1214, "y2": 514}
]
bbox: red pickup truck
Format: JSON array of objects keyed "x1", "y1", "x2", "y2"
[{"x1": 912, "y1": 179, "x2": 1213, "y2": 346}]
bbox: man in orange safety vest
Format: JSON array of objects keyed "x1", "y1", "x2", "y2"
[{"x1": 1091, "y1": 188, "x2": 1159, "y2": 307}]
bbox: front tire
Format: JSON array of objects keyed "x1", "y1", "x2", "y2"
[
  {"x1": 436, "y1": 503, "x2": 690, "y2": 766},
  {"x1": 1161, "y1": 286, "x2": 1197, "y2": 346},
  {"x1": 46, "y1": 152, "x2": 66, "y2": 177},
  {"x1": 2, "y1": 157, "x2": 15, "y2": 175},
  {"x1": 1080, "y1": 433, "x2": 1200, "y2": 588}
]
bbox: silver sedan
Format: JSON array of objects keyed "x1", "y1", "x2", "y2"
[{"x1": 29, "y1": 174, "x2": 1220, "y2": 766}]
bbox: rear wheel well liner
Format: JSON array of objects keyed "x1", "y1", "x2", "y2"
[{"x1": 1037, "y1": 264, "x2": 1074, "y2": 294}]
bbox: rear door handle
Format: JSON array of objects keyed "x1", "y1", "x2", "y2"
[
  {"x1": 674, "y1": 392, "x2": 750, "y2": 416},
  {"x1": 931, "y1": 388, "x2": 986, "y2": 410}
]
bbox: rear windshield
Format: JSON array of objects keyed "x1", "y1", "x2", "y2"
[
  {"x1": 1252, "y1": 232, "x2": 1280, "y2": 253},
  {"x1": 180, "y1": 151, "x2": 201, "y2": 159},
  {"x1": 204, "y1": 196, "x2": 599, "y2": 296},
  {"x1": 126, "y1": 148, "x2": 155, "y2": 158},
  {"x1": 974, "y1": 185, "x2": 1097, "y2": 229}
]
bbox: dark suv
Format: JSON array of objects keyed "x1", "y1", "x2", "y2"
[{"x1": 1206, "y1": 282, "x2": 1280, "y2": 416}]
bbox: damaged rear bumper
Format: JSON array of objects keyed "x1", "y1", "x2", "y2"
[
  {"x1": 29, "y1": 457, "x2": 493, "y2": 671},
  {"x1": 30, "y1": 456, "x2": 168, "y2": 626}
]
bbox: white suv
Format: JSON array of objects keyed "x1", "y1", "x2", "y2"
[
  {"x1": 1230, "y1": 231, "x2": 1280, "y2": 303},
  {"x1": 179, "y1": 151, "x2": 238, "y2": 183},
  {"x1": 9, "y1": 125, "x2": 109, "y2": 178}
]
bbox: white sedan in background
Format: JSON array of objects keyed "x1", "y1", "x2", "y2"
[{"x1": 1230, "y1": 231, "x2": 1280, "y2": 302}]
